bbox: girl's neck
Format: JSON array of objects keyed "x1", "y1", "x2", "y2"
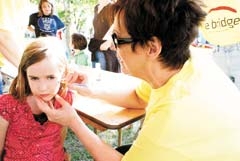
[{"x1": 27, "y1": 96, "x2": 46, "y2": 114}]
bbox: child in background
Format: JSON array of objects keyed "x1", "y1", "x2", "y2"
[
  {"x1": 0, "y1": 37, "x2": 72, "y2": 161},
  {"x1": 69, "y1": 33, "x2": 89, "y2": 67},
  {"x1": 28, "y1": 0, "x2": 65, "y2": 38}
]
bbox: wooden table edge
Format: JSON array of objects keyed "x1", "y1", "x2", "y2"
[{"x1": 76, "y1": 110, "x2": 145, "y2": 130}]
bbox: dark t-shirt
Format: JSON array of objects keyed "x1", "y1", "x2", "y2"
[{"x1": 28, "y1": 12, "x2": 65, "y2": 37}]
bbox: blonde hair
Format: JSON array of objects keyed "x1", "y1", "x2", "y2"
[{"x1": 9, "y1": 37, "x2": 68, "y2": 101}]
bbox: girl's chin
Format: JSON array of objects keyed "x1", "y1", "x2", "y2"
[{"x1": 39, "y1": 96, "x2": 55, "y2": 102}]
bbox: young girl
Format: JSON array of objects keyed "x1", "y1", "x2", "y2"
[
  {"x1": 0, "y1": 37, "x2": 72, "y2": 161},
  {"x1": 28, "y1": 0, "x2": 65, "y2": 38}
]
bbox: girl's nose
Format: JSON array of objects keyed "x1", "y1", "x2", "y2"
[{"x1": 37, "y1": 81, "x2": 48, "y2": 91}]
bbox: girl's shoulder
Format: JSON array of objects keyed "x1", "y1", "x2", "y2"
[
  {"x1": 51, "y1": 14, "x2": 61, "y2": 20},
  {"x1": 75, "y1": 50, "x2": 86, "y2": 56},
  {"x1": 0, "y1": 94, "x2": 21, "y2": 121},
  {"x1": 30, "y1": 12, "x2": 39, "y2": 17},
  {"x1": 0, "y1": 94, "x2": 20, "y2": 109},
  {"x1": 0, "y1": 94, "x2": 16, "y2": 102}
]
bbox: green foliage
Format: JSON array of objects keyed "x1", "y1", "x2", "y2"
[
  {"x1": 65, "y1": 129, "x2": 92, "y2": 161},
  {"x1": 64, "y1": 121, "x2": 142, "y2": 161},
  {"x1": 29, "y1": 0, "x2": 38, "y2": 4}
]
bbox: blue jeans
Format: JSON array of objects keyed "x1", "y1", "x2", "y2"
[
  {"x1": 92, "y1": 51, "x2": 106, "y2": 70},
  {"x1": 212, "y1": 43, "x2": 240, "y2": 89}
]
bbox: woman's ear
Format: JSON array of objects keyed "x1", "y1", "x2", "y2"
[{"x1": 148, "y1": 36, "x2": 162, "y2": 58}]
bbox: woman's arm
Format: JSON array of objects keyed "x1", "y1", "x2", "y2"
[
  {"x1": 36, "y1": 95, "x2": 123, "y2": 161},
  {"x1": 88, "y1": 38, "x2": 106, "y2": 53},
  {"x1": 99, "y1": 40, "x2": 115, "y2": 51},
  {"x1": 0, "y1": 116, "x2": 8, "y2": 158},
  {"x1": 70, "y1": 113, "x2": 123, "y2": 161},
  {"x1": 66, "y1": 71, "x2": 147, "y2": 109},
  {"x1": 0, "y1": 29, "x2": 21, "y2": 67}
]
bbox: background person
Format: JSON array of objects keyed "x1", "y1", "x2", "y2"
[
  {"x1": 0, "y1": 37, "x2": 73, "y2": 160},
  {"x1": 37, "y1": 0, "x2": 240, "y2": 161},
  {"x1": 69, "y1": 33, "x2": 89, "y2": 67},
  {"x1": 88, "y1": 0, "x2": 120, "y2": 72},
  {"x1": 28, "y1": 0, "x2": 65, "y2": 39}
]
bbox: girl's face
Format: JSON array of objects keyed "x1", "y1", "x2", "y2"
[
  {"x1": 41, "y1": 2, "x2": 52, "y2": 16},
  {"x1": 27, "y1": 57, "x2": 63, "y2": 102}
]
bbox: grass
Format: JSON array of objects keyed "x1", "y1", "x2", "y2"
[{"x1": 64, "y1": 121, "x2": 142, "y2": 161}]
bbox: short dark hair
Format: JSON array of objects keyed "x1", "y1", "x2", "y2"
[
  {"x1": 113, "y1": 0, "x2": 206, "y2": 69},
  {"x1": 71, "y1": 33, "x2": 88, "y2": 50}
]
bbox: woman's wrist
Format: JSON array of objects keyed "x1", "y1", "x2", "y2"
[{"x1": 69, "y1": 112, "x2": 84, "y2": 131}]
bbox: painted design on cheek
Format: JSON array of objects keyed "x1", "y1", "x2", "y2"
[{"x1": 58, "y1": 79, "x2": 67, "y2": 97}]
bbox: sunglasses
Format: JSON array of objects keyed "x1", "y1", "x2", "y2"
[{"x1": 111, "y1": 33, "x2": 134, "y2": 48}]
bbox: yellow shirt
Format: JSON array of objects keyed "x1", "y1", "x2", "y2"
[{"x1": 122, "y1": 51, "x2": 240, "y2": 161}]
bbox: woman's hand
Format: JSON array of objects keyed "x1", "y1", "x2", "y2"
[
  {"x1": 65, "y1": 70, "x2": 93, "y2": 97},
  {"x1": 35, "y1": 95, "x2": 79, "y2": 127},
  {"x1": 66, "y1": 70, "x2": 88, "y2": 85}
]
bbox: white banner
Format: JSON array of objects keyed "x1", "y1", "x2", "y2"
[{"x1": 200, "y1": 0, "x2": 240, "y2": 46}]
